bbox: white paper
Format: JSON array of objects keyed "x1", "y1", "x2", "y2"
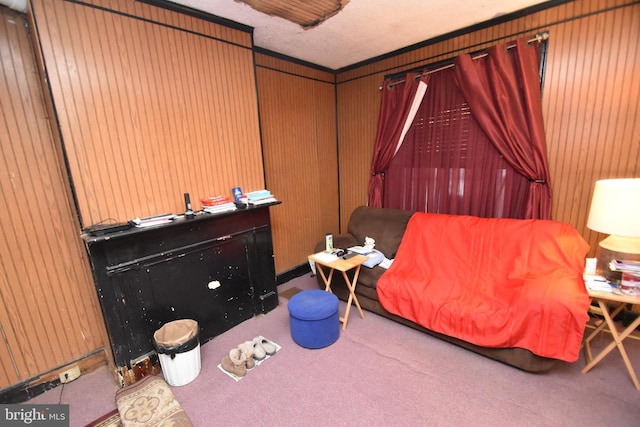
[{"x1": 313, "y1": 251, "x2": 338, "y2": 263}]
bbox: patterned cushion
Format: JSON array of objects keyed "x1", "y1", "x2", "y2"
[{"x1": 115, "y1": 375, "x2": 192, "y2": 426}]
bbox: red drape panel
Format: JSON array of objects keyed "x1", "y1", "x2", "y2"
[
  {"x1": 453, "y1": 37, "x2": 552, "y2": 219},
  {"x1": 383, "y1": 67, "x2": 530, "y2": 218},
  {"x1": 367, "y1": 75, "x2": 429, "y2": 207}
]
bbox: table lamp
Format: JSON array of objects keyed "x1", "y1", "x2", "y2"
[{"x1": 586, "y1": 178, "x2": 640, "y2": 282}]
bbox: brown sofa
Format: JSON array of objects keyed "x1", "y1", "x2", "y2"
[{"x1": 314, "y1": 205, "x2": 558, "y2": 372}]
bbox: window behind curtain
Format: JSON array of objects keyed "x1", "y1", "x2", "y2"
[{"x1": 383, "y1": 67, "x2": 529, "y2": 218}]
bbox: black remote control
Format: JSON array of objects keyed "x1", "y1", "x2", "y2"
[{"x1": 342, "y1": 252, "x2": 358, "y2": 260}]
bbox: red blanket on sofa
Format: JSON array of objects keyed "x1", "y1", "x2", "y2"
[{"x1": 377, "y1": 213, "x2": 591, "y2": 362}]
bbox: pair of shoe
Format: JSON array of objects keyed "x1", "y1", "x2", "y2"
[
  {"x1": 220, "y1": 337, "x2": 277, "y2": 378},
  {"x1": 221, "y1": 343, "x2": 253, "y2": 378},
  {"x1": 251, "y1": 336, "x2": 277, "y2": 361}
]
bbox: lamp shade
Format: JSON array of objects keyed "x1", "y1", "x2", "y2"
[{"x1": 586, "y1": 178, "x2": 640, "y2": 237}]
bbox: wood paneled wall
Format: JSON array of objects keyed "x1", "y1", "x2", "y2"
[
  {"x1": 334, "y1": 0, "x2": 640, "y2": 256},
  {"x1": 0, "y1": 6, "x2": 107, "y2": 390},
  {"x1": 255, "y1": 54, "x2": 338, "y2": 273},
  {"x1": 30, "y1": 0, "x2": 265, "y2": 226},
  {"x1": 544, "y1": 0, "x2": 639, "y2": 247}
]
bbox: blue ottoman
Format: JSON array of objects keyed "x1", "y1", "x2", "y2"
[{"x1": 288, "y1": 290, "x2": 340, "y2": 349}]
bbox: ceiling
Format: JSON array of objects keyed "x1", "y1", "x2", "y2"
[{"x1": 166, "y1": 0, "x2": 554, "y2": 70}]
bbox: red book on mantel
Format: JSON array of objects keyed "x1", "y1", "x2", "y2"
[{"x1": 201, "y1": 196, "x2": 232, "y2": 206}]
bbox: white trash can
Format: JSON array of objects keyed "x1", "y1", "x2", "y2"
[{"x1": 153, "y1": 319, "x2": 201, "y2": 386}]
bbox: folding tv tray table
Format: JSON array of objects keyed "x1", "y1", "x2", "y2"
[
  {"x1": 582, "y1": 288, "x2": 640, "y2": 390},
  {"x1": 308, "y1": 252, "x2": 368, "y2": 330}
]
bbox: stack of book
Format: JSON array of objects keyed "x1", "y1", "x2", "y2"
[
  {"x1": 131, "y1": 213, "x2": 176, "y2": 228},
  {"x1": 245, "y1": 190, "x2": 277, "y2": 205},
  {"x1": 609, "y1": 259, "x2": 640, "y2": 273},
  {"x1": 201, "y1": 195, "x2": 237, "y2": 214},
  {"x1": 609, "y1": 260, "x2": 640, "y2": 295}
]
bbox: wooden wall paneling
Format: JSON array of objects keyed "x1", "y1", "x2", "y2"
[
  {"x1": 0, "y1": 291, "x2": 19, "y2": 387},
  {"x1": 572, "y1": 8, "x2": 615, "y2": 228},
  {"x1": 126, "y1": 6, "x2": 172, "y2": 209},
  {"x1": 543, "y1": 2, "x2": 640, "y2": 254},
  {"x1": 1, "y1": 9, "x2": 36, "y2": 387},
  {"x1": 620, "y1": 23, "x2": 640, "y2": 171},
  {"x1": 31, "y1": 0, "x2": 264, "y2": 226},
  {"x1": 611, "y1": 5, "x2": 640, "y2": 176},
  {"x1": 1, "y1": 6, "x2": 106, "y2": 390},
  {"x1": 255, "y1": 57, "x2": 338, "y2": 273},
  {"x1": 545, "y1": 18, "x2": 592, "y2": 228},
  {"x1": 336, "y1": 75, "x2": 382, "y2": 231}
]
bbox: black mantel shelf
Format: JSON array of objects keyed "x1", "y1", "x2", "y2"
[
  {"x1": 82, "y1": 202, "x2": 281, "y2": 244},
  {"x1": 82, "y1": 203, "x2": 280, "y2": 385}
]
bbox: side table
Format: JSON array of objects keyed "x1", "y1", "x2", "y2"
[
  {"x1": 308, "y1": 252, "x2": 368, "y2": 330},
  {"x1": 582, "y1": 288, "x2": 640, "y2": 390}
]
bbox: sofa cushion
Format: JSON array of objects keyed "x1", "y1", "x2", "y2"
[
  {"x1": 347, "y1": 206, "x2": 414, "y2": 258},
  {"x1": 356, "y1": 265, "x2": 387, "y2": 289}
]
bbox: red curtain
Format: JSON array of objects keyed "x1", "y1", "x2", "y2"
[
  {"x1": 367, "y1": 74, "x2": 430, "y2": 207},
  {"x1": 453, "y1": 37, "x2": 552, "y2": 219},
  {"x1": 383, "y1": 67, "x2": 530, "y2": 218}
]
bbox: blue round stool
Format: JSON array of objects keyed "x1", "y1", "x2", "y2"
[{"x1": 288, "y1": 290, "x2": 340, "y2": 349}]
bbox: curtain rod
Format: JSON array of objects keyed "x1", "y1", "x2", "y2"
[{"x1": 381, "y1": 32, "x2": 549, "y2": 90}]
